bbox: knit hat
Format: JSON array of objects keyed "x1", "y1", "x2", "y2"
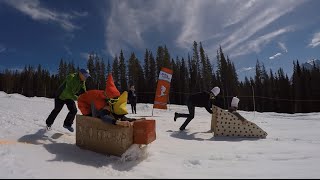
[
  {"x1": 211, "y1": 87, "x2": 220, "y2": 96},
  {"x1": 105, "y1": 74, "x2": 120, "y2": 98},
  {"x1": 231, "y1": 96, "x2": 240, "y2": 108}
]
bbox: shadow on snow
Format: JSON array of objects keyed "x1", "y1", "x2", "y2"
[
  {"x1": 167, "y1": 130, "x2": 263, "y2": 142},
  {"x1": 17, "y1": 129, "x2": 143, "y2": 171}
]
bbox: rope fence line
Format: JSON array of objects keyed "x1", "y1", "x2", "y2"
[
  {"x1": 234, "y1": 96, "x2": 320, "y2": 102},
  {"x1": 3, "y1": 89, "x2": 320, "y2": 103},
  {"x1": 135, "y1": 91, "x2": 320, "y2": 102}
]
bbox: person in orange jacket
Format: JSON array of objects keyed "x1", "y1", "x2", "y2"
[{"x1": 77, "y1": 74, "x2": 136, "y2": 127}]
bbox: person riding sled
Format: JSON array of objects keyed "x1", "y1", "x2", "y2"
[{"x1": 77, "y1": 74, "x2": 138, "y2": 127}]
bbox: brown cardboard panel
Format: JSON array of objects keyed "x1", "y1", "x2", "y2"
[
  {"x1": 133, "y1": 120, "x2": 156, "y2": 145},
  {"x1": 76, "y1": 115, "x2": 133, "y2": 156}
]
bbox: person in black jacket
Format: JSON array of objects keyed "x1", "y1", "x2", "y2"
[
  {"x1": 174, "y1": 87, "x2": 220, "y2": 131},
  {"x1": 128, "y1": 85, "x2": 137, "y2": 114}
]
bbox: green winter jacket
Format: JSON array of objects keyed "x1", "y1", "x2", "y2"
[{"x1": 58, "y1": 73, "x2": 86, "y2": 101}]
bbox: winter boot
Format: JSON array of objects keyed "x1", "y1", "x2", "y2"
[
  {"x1": 174, "y1": 112, "x2": 179, "y2": 122},
  {"x1": 46, "y1": 125, "x2": 52, "y2": 131},
  {"x1": 63, "y1": 125, "x2": 74, "y2": 132}
]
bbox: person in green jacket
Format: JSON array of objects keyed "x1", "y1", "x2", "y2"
[{"x1": 45, "y1": 69, "x2": 90, "y2": 132}]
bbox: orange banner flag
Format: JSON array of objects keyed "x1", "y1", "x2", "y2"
[{"x1": 153, "y1": 67, "x2": 173, "y2": 109}]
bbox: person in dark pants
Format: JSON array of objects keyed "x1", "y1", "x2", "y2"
[
  {"x1": 174, "y1": 87, "x2": 220, "y2": 131},
  {"x1": 128, "y1": 85, "x2": 137, "y2": 114},
  {"x1": 45, "y1": 69, "x2": 90, "y2": 132}
]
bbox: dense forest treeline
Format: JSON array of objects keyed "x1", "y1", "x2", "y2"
[{"x1": 1, "y1": 41, "x2": 320, "y2": 113}]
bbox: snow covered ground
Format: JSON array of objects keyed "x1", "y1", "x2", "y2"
[{"x1": 1, "y1": 91, "x2": 320, "y2": 178}]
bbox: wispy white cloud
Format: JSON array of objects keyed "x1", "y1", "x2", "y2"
[
  {"x1": 269, "y1": 53, "x2": 282, "y2": 60},
  {"x1": 238, "y1": 67, "x2": 254, "y2": 73},
  {"x1": 0, "y1": 66, "x2": 24, "y2": 72},
  {"x1": 231, "y1": 26, "x2": 294, "y2": 57},
  {"x1": 80, "y1": 52, "x2": 90, "y2": 60},
  {"x1": 106, "y1": 0, "x2": 184, "y2": 56},
  {"x1": 71, "y1": 11, "x2": 88, "y2": 17},
  {"x1": 176, "y1": 0, "x2": 303, "y2": 56},
  {"x1": 9, "y1": 67, "x2": 24, "y2": 72},
  {"x1": 221, "y1": 1, "x2": 302, "y2": 54},
  {"x1": 309, "y1": 32, "x2": 320, "y2": 48},
  {"x1": 278, "y1": 42, "x2": 288, "y2": 53},
  {"x1": 1, "y1": 0, "x2": 87, "y2": 31},
  {"x1": 0, "y1": 44, "x2": 6, "y2": 53},
  {"x1": 223, "y1": 0, "x2": 257, "y2": 28},
  {"x1": 266, "y1": 41, "x2": 287, "y2": 60},
  {"x1": 64, "y1": 46, "x2": 72, "y2": 55},
  {"x1": 105, "y1": 0, "x2": 306, "y2": 58}
]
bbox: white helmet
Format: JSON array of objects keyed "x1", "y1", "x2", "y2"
[
  {"x1": 211, "y1": 87, "x2": 220, "y2": 96},
  {"x1": 231, "y1": 96, "x2": 240, "y2": 108}
]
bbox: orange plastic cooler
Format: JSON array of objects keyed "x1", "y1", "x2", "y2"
[{"x1": 133, "y1": 119, "x2": 156, "y2": 144}]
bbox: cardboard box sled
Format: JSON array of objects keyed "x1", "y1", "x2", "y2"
[
  {"x1": 76, "y1": 115, "x2": 133, "y2": 156},
  {"x1": 76, "y1": 115, "x2": 156, "y2": 156}
]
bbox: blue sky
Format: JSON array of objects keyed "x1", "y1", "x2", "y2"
[{"x1": 0, "y1": 0, "x2": 320, "y2": 80}]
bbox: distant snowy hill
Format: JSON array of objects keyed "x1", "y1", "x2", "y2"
[{"x1": 302, "y1": 59, "x2": 320, "y2": 70}]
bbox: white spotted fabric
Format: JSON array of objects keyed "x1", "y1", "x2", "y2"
[{"x1": 211, "y1": 105, "x2": 267, "y2": 138}]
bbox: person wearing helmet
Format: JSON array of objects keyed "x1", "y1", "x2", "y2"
[
  {"x1": 45, "y1": 69, "x2": 90, "y2": 132},
  {"x1": 174, "y1": 87, "x2": 221, "y2": 131}
]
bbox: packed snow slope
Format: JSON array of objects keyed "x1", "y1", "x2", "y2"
[{"x1": 1, "y1": 91, "x2": 320, "y2": 178}]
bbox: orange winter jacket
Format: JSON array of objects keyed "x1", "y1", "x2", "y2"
[{"x1": 77, "y1": 90, "x2": 107, "y2": 116}]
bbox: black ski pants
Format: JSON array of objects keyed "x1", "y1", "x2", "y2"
[
  {"x1": 176, "y1": 101, "x2": 195, "y2": 130},
  {"x1": 46, "y1": 98, "x2": 77, "y2": 127},
  {"x1": 131, "y1": 102, "x2": 137, "y2": 114}
]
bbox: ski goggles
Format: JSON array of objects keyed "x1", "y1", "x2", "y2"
[{"x1": 106, "y1": 97, "x2": 119, "y2": 104}]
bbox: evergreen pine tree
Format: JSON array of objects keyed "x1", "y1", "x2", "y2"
[
  {"x1": 112, "y1": 55, "x2": 120, "y2": 88},
  {"x1": 119, "y1": 50, "x2": 127, "y2": 92}
]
